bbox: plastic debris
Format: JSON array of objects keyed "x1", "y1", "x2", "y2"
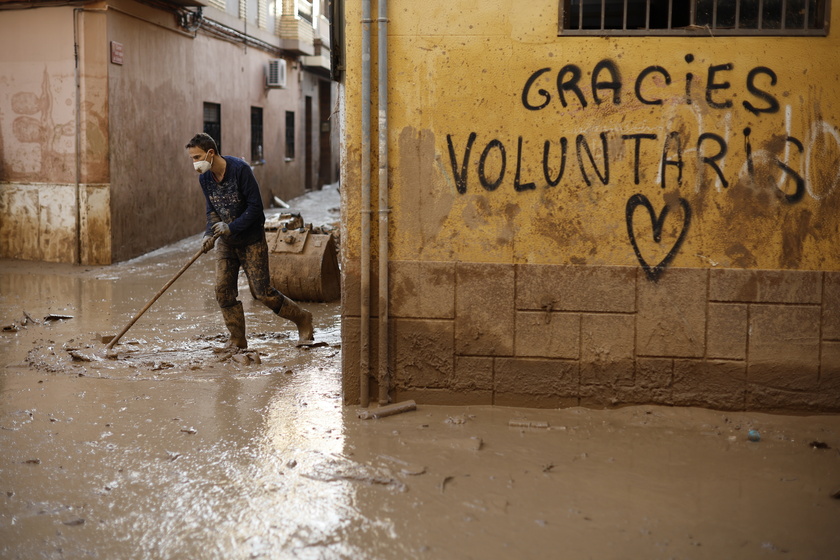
[{"x1": 68, "y1": 349, "x2": 102, "y2": 362}]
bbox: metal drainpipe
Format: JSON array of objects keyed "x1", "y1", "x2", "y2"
[
  {"x1": 377, "y1": 0, "x2": 390, "y2": 405},
  {"x1": 359, "y1": 0, "x2": 372, "y2": 408},
  {"x1": 73, "y1": 8, "x2": 112, "y2": 263},
  {"x1": 72, "y1": 5, "x2": 178, "y2": 267},
  {"x1": 73, "y1": 8, "x2": 82, "y2": 265}
]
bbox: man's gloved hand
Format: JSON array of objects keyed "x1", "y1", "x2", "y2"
[
  {"x1": 212, "y1": 222, "x2": 231, "y2": 237},
  {"x1": 201, "y1": 235, "x2": 216, "y2": 254}
]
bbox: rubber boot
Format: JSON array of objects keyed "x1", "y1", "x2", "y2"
[
  {"x1": 278, "y1": 298, "x2": 314, "y2": 345},
  {"x1": 218, "y1": 302, "x2": 247, "y2": 351}
]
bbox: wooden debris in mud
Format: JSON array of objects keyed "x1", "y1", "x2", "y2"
[
  {"x1": 3, "y1": 312, "x2": 74, "y2": 332},
  {"x1": 509, "y1": 419, "x2": 550, "y2": 429},
  {"x1": 44, "y1": 314, "x2": 74, "y2": 322},
  {"x1": 96, "y1": 333, "x2": 115, "y2": 344},
  {"x1": 377, "y1": 454, "x2": 426, "y2": 476},
  {"x1": 297, "y1": 341, "x2": 328, "y2": 349},
  {"x1": 3, "y1": 312, "x2": 36, "y2": 331},
  {"x1": 302, "y1": 460, "x2": 406, "y2": 492}
]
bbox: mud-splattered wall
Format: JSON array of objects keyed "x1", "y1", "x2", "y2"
[
  {"x1": 1, "y1": 3, "x2": 336, "y2": 265},
  {"x1": 0, "y1": 8, "x2": 95, "y2": 263},
  {"x1": 340, "y1": 1, "x2": 840, "y2": 412}
]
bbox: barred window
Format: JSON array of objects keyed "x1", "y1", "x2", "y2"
[
  {"x1": 203, "y1": 102, "x2": 221, "y2": 154},
  {"x1": 560, "y1": 0, "x2": 829, "y2": 35},
  {"x1": 251, "y1": 107, "x2": 264, "y2": 163},
  {"x1": 285, "y1": 111, "x2": 296, "y2": 160}
]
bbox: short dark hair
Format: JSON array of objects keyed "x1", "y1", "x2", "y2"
[{"x1": 185, "y1": 133, "x2": 219, "y2": 154}]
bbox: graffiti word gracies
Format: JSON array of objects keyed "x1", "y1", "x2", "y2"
[
  {"x1": 445, "y1": 56, "x2": 840, "y2": 201},
  {"x1": 519, "y1": 56, "x2": 778, "y2": 115}
]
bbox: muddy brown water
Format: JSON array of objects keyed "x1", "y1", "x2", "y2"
[{"x1": 2, "y1": 237, "x2": 840, "y2": 558}]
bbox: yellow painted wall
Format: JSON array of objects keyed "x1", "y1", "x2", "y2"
[{"x1": 342, "y1": 1, "x2": 840, "y2": 276}]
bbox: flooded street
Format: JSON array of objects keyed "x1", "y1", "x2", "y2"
[{"x1": 2, "y1": 188, "x2": 840, "y2": 559}]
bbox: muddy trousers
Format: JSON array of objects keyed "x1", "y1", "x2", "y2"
[
  {"x1": 215, "y1": 236, "x2": 314, "y2": 345},
  {"x1": 215, "y1": 236, "x2": 285, "y2": 312},
  {"x1": 215, "y1": 237, "x2": 284, "y2": 348}
]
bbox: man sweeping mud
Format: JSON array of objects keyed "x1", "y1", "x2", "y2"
[{"x1": 186, "y1": 132, "x2": 314, "y2": 349}]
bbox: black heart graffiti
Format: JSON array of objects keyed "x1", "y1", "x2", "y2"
[{"x1": 625, "y1": 193, "x2": 692, "y2": 282}]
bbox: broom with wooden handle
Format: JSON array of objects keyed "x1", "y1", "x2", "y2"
[{"x1": 104, "y1": 234, "x2": 219, "y2": 357}]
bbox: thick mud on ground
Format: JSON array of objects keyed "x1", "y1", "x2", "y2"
[{"x1": 2, "y1": 188, "x2": 840, "y2": 559}]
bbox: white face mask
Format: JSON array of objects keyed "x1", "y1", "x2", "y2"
[{"x1": 194, "y1": 152, "x2": 212, "y2": 173}]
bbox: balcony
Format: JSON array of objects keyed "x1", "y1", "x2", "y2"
[{"x1": 276, "y1": 0, "x2": 315, "y2": 55}]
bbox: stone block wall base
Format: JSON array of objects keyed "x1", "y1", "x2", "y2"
[{"x1": 342, "y1": 263, "x2": 840, "y2": 413}]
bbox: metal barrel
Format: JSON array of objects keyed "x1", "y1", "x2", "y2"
[{"x1": 267, "y1": 226, "x2": 341, "y2": 302}]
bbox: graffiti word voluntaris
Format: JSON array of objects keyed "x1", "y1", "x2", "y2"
[{"x1": 446, "y1": 128, "x2": 809, "y2": 200}]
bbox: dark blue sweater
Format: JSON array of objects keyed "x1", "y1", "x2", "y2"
[{"x1": 199, "y1": 156, "x2": 265, "y2": 247}]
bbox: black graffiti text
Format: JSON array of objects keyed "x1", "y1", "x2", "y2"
[
  {"x1": 522, "y1": 57, "x2": 780, "y2": 116},
  {"x1": 446, "y1": 129, "x2": 805, "y2": 201}
]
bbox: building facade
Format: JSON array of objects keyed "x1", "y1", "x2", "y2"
[
  {"x1": 340, "y1": 0, "x2": 840, "y2": 412},
  {"x1": 0, "y1": 0, "x2": 339, "y2": 264}
]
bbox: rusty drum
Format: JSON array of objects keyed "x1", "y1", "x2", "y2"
[{"x1": 266, "y1": 216, "x2": 340, "y2": 302}]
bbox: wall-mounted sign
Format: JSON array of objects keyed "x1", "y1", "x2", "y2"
[{"x1": 110, "y1": 41, "x2": 124, "y2": 65}]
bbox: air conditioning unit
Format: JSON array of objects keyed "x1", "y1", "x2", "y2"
[{"x1": 266, "y1": 59, "x2": 287, "y2": 88}]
